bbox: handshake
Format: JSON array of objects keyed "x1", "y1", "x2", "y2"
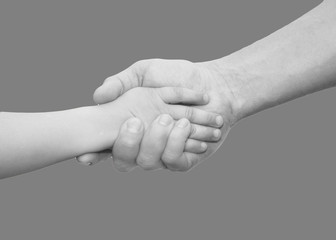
[
  {"x1": 2, "y1": 2, "x2": 333, "y2": 179},
  {"x1": 76, "y1": 59, "x2": 236, "y2": 172},
  {"x1": 0, "y1": 58, "x2": 238, "y2": 179}
]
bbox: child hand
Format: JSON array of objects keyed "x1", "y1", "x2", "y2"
[
  {"x1": 112, "y1": 114, "x2": 223, "y2": 172},
  {"x1": 77, "y1": 87, "x2": 225, "y2": 170}
]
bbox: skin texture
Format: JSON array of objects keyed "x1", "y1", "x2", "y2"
[
  {"x1": 111, "y1": 116, "x2": 209, "y2": 172},
  {"x1": 0, "y1": 87, "x2": 222, "y2": 179},
  {"x1": 95, "y1": 86, "x2": 225, "y2": 171},
  {"x1": 78, "y1": 0, "x2": 336, "y2": 172},
  {"x1": 77, "y1": 60, "x2": 236, "y2": 170}
]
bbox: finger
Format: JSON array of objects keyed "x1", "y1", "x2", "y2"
[
  {"x1": 166, "y1": 152, "x2": 202, "y2": 172},
  {"x1": 161, "y1": 118, "x2": 190, "y2": 171},
  {"x1": 161, "y1": 118, "x2": 201, "y2": 171},
  {"x1": 189, "y1": 124, "x2": 222, "y2": 142},
  {"x1": 184, "y1": 139, "x2": 208, "y2": 154},
  {"x1": 76, "y1": 150, "x2": 111, "y2": 166},
  {"x1": 168, "y1": 105, "x2": 224, "y2": 128},
  {"x1": 112, "y1": 117, "x2": 144, "y2": 172},
  {"x1": 136, "y1": 114, "x2": 174, "y2": 170},
  {"x1": 158, "y1": 87, "x2": 209, "y2": 105},
  {"x1": 93, "y1": 61, "x2": 149, "y2": 104}
]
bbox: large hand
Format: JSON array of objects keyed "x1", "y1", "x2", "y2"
[
  {"x1": 77, "y1": 59, "x2": 239, "y2": 169},
  {"x1": 94, "y1": 59, "x2": 236, "y2": 121}
]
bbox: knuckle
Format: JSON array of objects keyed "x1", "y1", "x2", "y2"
[
  {"x1": 173, "y1": 88, "x2": 184, "y2": 101},
  {"x1": 161, "y1": 152, "x2": 179, "y2": 165},
  {"x1": 189, "y1": 124, "x2": 197, "y2": 137},
  {"x1": 115, "y1": 74, "x2": 127, "y2": 94},
  {"x1": 206, "y1": 113, "x2": 216, "y2": 125},
  {"x1": 184, "y1": 107, "x2": 194, "y2": 121},
  {"x1": 136, "y1": 59, "x2": 155, "y2": 80}
]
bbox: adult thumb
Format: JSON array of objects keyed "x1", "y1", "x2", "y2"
[{"x1": 93, "y1": 61, "x2": 147, "y2": 104}]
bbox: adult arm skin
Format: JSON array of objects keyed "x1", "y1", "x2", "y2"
[
  {"x1": 87, "y1": 0, "x2": 336, "y2": 171},
  {"x1": 219, "y1": 0, "x2": 336, "y2": 121}
]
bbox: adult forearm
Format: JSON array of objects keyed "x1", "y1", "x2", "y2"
[{"x1": 214, "y1": 1, "x2": 336, "y2": 121}]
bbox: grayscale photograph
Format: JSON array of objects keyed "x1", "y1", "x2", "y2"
[{"x1": 0, "y1": 0, "x2": 335, "y2": 239}]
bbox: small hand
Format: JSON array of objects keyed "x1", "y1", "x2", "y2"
[
  {"x1": 76, "y1": 87, "x2": 223, "y2": 167},
  {"x1": 76, "y1": 114, "x2": 221, "y2": 169},
  {"x1": 77, "y1": 59, "x2": 238, "y2": 168},
  {"x1": 112, "y1": 115, "x2": 220, "y2": 172}
]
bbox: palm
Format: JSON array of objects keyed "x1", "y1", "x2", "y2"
[
  {"x1": 111, "y1": 88, "x2": 171, "y2": 128},
  {"x1": 141, "y1": 60, "x2": 231, "y2": 112},
  {"x1": 88, "y1": 59, "x2": 238, "y2": 167},
  {"x1": 139, "y1": 59, "x2": 236, "y2": 161}
]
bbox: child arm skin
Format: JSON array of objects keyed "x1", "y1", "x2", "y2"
[{"x1": 0, "y1": 87, "x2": 223, "y2": 179}]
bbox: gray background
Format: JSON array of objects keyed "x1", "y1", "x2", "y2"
[{"x1": 0, "y1": 0, "x2": 334, "y2": 239}]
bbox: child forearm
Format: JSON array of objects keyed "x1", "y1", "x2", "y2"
[{"x1": 0, "y1": 106, "x2": 120, "y2": 179}]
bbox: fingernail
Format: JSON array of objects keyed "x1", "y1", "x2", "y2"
[
  {"x1": 213, "y1": 129, "x2": 221, "y2": 138},
  {"x1": 216, "y1": 116, "x2": 224, "y2": 126},
  {"x1": 177, "y1": 118, "x2": 189, "y2": 128},
  {"x1": 203, "y1": 94, "x2": 209, "y2": 103},
  {"x1": 201, "y1": 142, "x2": 208, "y2": 150},
  {"x1": 127, "y1": 118, "x2": 142, "y2": 133},
  {"x1": 159, "y1": 114, "x2": 173, "y2": 126}
]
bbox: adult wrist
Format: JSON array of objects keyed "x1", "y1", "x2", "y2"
[
  {"x1": 202, "y1": 56, "x2": 261, "y2": 123},
  {"x1": 208, "y1": 44, "x2": 287, "y2": 122}
]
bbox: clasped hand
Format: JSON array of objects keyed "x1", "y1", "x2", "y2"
[{"x1": 77, "y1": 59, "x2": 238, "y2": 172}]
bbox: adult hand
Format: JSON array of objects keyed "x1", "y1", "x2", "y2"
[
  {"x1": 77, "y1": 59, "x2": 240, "y2": 169},
  {"x1": 94, "y1": 59, "x2": 237, "y2": 118},
  {"x1": 79, "y1": 1, "x2": 336, "y2": 170}
]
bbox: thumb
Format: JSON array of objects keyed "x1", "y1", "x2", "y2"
[{"x1": 93, "y1": 61, "x2": 148, "y2": 104}]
